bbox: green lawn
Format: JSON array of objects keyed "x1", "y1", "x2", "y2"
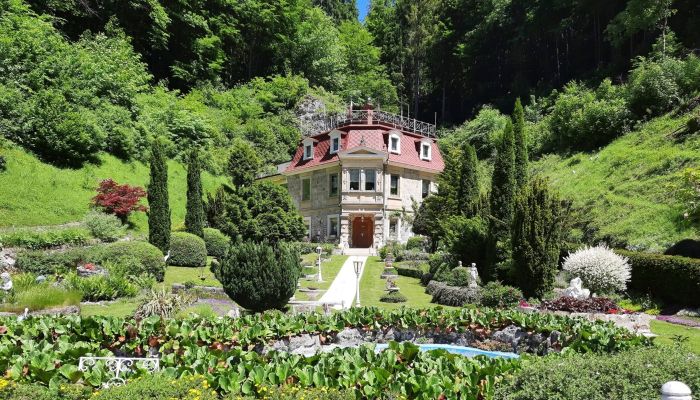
[
  {"x1": 162, "y1": 263, "x2": 222, "y2": 288},
  {"x1": 80, "y1": 299, "x2": 139, "y2": 317},
  {"x1": 651, "y1": 320, "x2": 700, "y2": 355},
  {"x1": 0, "y1": 147, "x2": 226, "y2": 232},
  {"x1": 359, "y1": 256, "x2": 438, "y2": 310},
  {"x1": 295, "y1": 254, "x2": 348, "y2": 301}
]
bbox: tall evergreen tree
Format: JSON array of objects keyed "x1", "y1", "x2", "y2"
[
  {"x1": 185, "y1": 149, "x2": 205, "y2": 238},
  {"x1": 457, "y1": 142, "x2": 480, "y2": 216},
  {"x1": 512, "y1": 178, "x2": 563, "y2": 298},
  {"x1": 147, "y1": 138, "x2": 170, "y2": 253},
  {"x1": 484, "y1": 120, "x2": 517, "y2": 280},
  {"x1": 513, "y1": 98, "x2": 528, "y2": 187}
]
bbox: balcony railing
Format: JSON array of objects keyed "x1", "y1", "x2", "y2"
[{"x1": 315, "y1": 109, "x2": 436, "y2": 138}]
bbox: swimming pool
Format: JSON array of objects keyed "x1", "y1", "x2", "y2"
[{"x1": 373, "y1": 343, "x2": 519, "y2": 359}]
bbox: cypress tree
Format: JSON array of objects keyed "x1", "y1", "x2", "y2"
[
  {"x1": 484, "y1": 120, "x2": 516, "y2": 280},
  {"x1": 512, "y1": 178, "x2": 563, "y2": 298},
  {"x1": 147, "y1": 138, "x2": 171, "y2": 253},
  {"x1": 457, "y1": 143, "x2": 480, "y2": 216},
  {"x1": 513, "y1": 98, "x2": 528, "y2": 187},
  {"x1": 185, "y1": 149, "x2": 205, "y2": 238}
]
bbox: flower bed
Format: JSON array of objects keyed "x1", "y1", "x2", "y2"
[
  {"x1": 539, "y1": 297, "x2": 623, "y2": 314},
  {"x1": 656, "y1": 314, "x2": 700, "y2": 328},
  {"x1": 0, "y1": 307, "x2": 648, "y2": 399}
]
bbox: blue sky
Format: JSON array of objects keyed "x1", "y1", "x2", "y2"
[{"x1": 358, "y1": 0, "x2": 370, "y2": 21}]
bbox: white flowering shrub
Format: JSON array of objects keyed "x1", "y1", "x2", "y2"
[{"x1": 562, "y1": 245, "x2": 631, "y2": 294}]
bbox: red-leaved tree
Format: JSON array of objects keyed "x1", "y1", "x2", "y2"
[{"x1": 92, "y1": 179, "x2": 148, "y2": 223}]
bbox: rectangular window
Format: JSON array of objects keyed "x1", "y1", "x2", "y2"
[
  {"x1": 329, "y1": 173, "x2": 339, "y2": 196},
  {"x1": 328, "y1": 216, "x2": 339, "y2": 237},
  {"x1": 304, "y1": 218, "x2": 311, "y2": 239},
  {"x1": 390, "y1": 174, "x2": 400, "y2": 196},
  {"x1": 422, "y1": 179, "x2": 431, "y2": 198},
  {"x1": 349, "y1": 169, "x2": 360, "y2": 191},
  {"x1": 389, "y1": 219, "x2": 398, "y2": 235},
  {"x1": 421, "y1": 143, "x2": 431, "y2": 160},
  {"x1": 304, "y1": 144, "x2": 313, "y2": 160},
  {"x1": 390, "y1": 136, "x2": 400, "y2": 152},
  {"x1": 302, "y1": 178, "x2": 311, "y2": 201},
  {"x1": 331, "y1": 137, "x2": 340, "y2": 153},
  {"x1": 365, "y1": 169, "x2": 376, "y2": 191}
]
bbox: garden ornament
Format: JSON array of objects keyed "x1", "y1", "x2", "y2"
[
  {"x1": 563, "y1": 277, "x2": 590, "y2": 300},
  {"x1": 0, "y1": 272, "x2": 12, "y2": 291},
  {"x1": 35, "y1": 275, "x2": 46, "y2": 284},
  {"x1": 468, "y1": 263, "x2": 480, "y2": 288}
]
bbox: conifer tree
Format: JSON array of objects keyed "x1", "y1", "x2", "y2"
[
  {"x1": 147, "y1": 138, "x2": 171, "y2": 253},
  {"x1": 484, "y1": 121, "x2": 516, "y2": 280},
  {"x1": 185, "y1": 149, "x2": 205, "y2": 238},
  {"x1": 512, "y1": 178, "x2": 563, "y2": 298},
  {"x1": 457, "y1": 142, "x2": 480, "y2": 216},
  {"x1": 513, "y1": 98, "x2": 528, "y2": 187}
]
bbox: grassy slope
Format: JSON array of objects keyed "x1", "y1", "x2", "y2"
[
  {"x1": 534, "y1": 113, "x2": 700, "y2": 251},
  {"x1": 650, "y1": 320, "x2": 700, "y2": 354},
  {"x1": 359, "y1": 256, "x2": 440, "y2": 310},
  {"x1": 0, "y1": 146, "x2": 227, "y2": 233}
]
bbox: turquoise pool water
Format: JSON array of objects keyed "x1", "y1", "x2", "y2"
[{"x1": 373, "y1": 343, "x2": 519, "y2": 359}]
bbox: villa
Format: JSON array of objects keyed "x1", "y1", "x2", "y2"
[{"x1": 267, "y1": 104, "x2": 444, "y2": 250}]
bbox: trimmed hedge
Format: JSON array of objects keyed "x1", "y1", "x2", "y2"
[
  {"x1": 168, "y1": 232, "x2": 207, "y2": 268},
  {"x1": 395, "y1": 265, "x2": 424, "y2": 279},
  {"x1": 426, "y1": 281, "x2": 481, "y2": 307},
  {"x1": 616, "y1": 249, "x2": 700, "y2": 306},
  {"x1": 380, "y1": 291, "x2": 407, "y2": 303},
  {"x1": 99, "y1": 241, "x2": 166, "y2": 281},
  {"x1": 15, "y1": 248, "x2": 92, "y2": 275},
  {"x1": 292, "y1": 242, "x2": 336, "y2": 255},
  {"x1": 203, "y1": 228, "x2": 229, "y2": 258}
]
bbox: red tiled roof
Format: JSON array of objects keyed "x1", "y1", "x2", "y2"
[{"x1": 284, "y1": 125, "x2": 444, "y2": 174}]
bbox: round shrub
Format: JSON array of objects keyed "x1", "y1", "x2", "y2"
[
  {"x1": 203, "y1": 228, "x2": 230, "y2": 258},
  {"x1": 83, "y1": 210, "x2": 126, "y2": 242},
  {"x1": 99, "y1": 241, "x2": 166, "y2": 281},
  {"x1": 443, "y1": 266, "x2": 473, "y2": 287},
  {"x1": 168, "y1": 232, "x2": 207, "y2": 268},
  {"x1": 480, "y1": 281, "x2": 523, "y2": 308},
  {"x1": 212, "y1": 242, "x2": 301, "y2": 312},
  {"x1": 380, "y1": 291, "x2": 407, "y2": 303},
  {"x1": 406, "y1": 235, "x2": 428, "y2": 251},
  {"x1": 563, "y1": 244, "x2": 631, "y2": 294}
]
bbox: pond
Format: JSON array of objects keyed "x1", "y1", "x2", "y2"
[{"x1": 373, "y1": 343, "x2": 520, "y2": 359}]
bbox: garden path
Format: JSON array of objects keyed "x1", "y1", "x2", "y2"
[{"x1": 318, "y1": 256, "x2": 367, "y2": 309}]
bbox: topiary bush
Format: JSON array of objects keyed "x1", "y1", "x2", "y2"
[
  {"x1": 98, "y1": 241, "x2": 166, "y2": 281},
  {"x1": 426, "y1": 281, "x2": 481, "y2": 306},
  {"x1": 563, "y1": 245, "x2": 631, "y2": 294},
  {"x1": 380, "y1": 291, "x2": 407, "y2": 303},
  {"x1": 203, "y1": 228, "x2": 230, "y2": 258},
  {"x1": 480, "y1": 281, "x2": 523, "y2": 308},
  {"x1": 437, "y1": 266, "x2": 474, "y2": 287},
  {"x1": 212, "y1": 241, "x2": 301, "y2": 312},
  {"x1": 83, "y1": 210, "x2": 126, "y2": 242},
  {"x1": 168, "y1": 232, "x2": 207, "y2": 268}
]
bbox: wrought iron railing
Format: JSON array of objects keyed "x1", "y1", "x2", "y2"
[{"x1": 316, "y1": 109, "x2": 436, "y2": 138}]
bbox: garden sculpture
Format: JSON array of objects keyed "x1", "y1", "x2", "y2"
[
  {"x1": 563, "y1": 277, "x2": 591, "y2": 299},
  {"x1": 469, "y1": 263, "x2": 480, "y2": 288},
  {"x1": 0, "y1": 272, "x2": 12, "y2": 291}
]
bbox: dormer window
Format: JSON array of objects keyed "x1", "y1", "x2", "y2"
[
  {"x1": 329, "y1": 130, "x2": 341, "y2": 154},
  {"x1": 302, "y1": 138, "x2": 316, "y2": 161},
  {"x1": 420, "y1": 140, "x2": 432, "y2": 161},
  {"x1": 389, "y1": 132, "x2": 401, "y2": 154}
]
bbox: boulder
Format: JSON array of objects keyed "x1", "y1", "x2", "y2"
[{"x1": 336, "y1": 328, "x2": 364, "y2": 347}]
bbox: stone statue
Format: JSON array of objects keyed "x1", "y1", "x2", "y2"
[
  {"x1": 563, "y1": 277, "x2": 590, "y2": 300},
  {"x1": 1, "y1": 272, "x2": 12, "y2": 291},
  {"x1": 468, "y1": 263, "x2": 480, "y2": 288}
]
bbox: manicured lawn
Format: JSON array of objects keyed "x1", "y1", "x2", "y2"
[
  {"x1": 651, "y1": 319, "x2": 700, "y2": 355},
  {"x1": 162, "y1": 261, "x2": 222, "y2": 289},
  {"x1": 359, "y1": 256, "x2": 438, "y2": 310},
  {"x1": 295, "y1": 255, "x2": 348, "y2": 301},
  {"x1": 81, "y1": 299, "x2": 138, "y2": 317}
]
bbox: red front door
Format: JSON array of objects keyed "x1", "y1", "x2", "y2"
[{"x1": 352, "y1": 217, "x2": 374, "y2": 248}]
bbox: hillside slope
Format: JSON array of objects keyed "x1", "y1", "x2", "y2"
[
  {"x1": 534, "y1": 113, "x2": 700, "y2": 252},
  {"x1": 0, "y1": 146, "x2": 227, "y2": 233}
]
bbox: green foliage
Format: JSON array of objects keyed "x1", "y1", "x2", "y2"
[
  {"x1": 512, "y1": 178, "x2": 564, "y2": 298},
  {"x1": 676, "y1": 167, "x2": 700, "y2": 222},
  {"x1": 627, "y1": 56, "x2": 685, "y2": 118},
  {"x1": 202, "y1": 228, "x2": 229, "y2": 259},
  {"x1": 14, "y1": 248, "x2": 86, "y2": 275},
  {"x1": 227, "y1": 140, "x2": 261, "y2": 188},
  {"x1": 292, "y1": 242, "x2": 336, "y2": 255},
  {"x1": 0, "y1": 285, "x2": 81, "y2": 313},
  {"x1": 480, "y1": 281, "x2": 523, "y2": 308},
  {"x1": 134, "y1": 289, "x2": 195, "y2": 319},
  {"x1": 496, "y1": 346, "x2": 700, "y2": 400},
  {"x1": 147, "y1": 138, "x2": 171, "y2": 253},
  {"x1": 213, "y1": 242, "x2": 301, "y2": 312},
  {"x1": 426, "y1": 281, "x2": 481, "y2": 306},
  {"x1": 184, "y1": 150, "x2": 204, "y2": 238},
  {"x1": 616, "y1": 249, "x2": 700, "y2": 306},
  {"x1": 208, "y1": 181, "x2": 305, "y2": 244},
  {"x1": 513, "y1": 98, "x2": 528, "y2": 188},
  {"x1": 438, "y1": 266, "x2": 474, "y2": 287},
  {"x1": 98, "y1": 241, "x2": 166, "y2": 281},
  {"x1": 0, "y1": 227, "x2": 91, "y2": 250},
  {"x1": 64, "y1": 273, "x2": 138, "y2": 302},
  {"x1": 82, "y1": 211, "x2": 125, "y2": 242},
  {"x1": 441, "y1": 106, "x2": 509, "y2": 158},
  {"x1": 168, "y1": 232, "x2": 207, "y2": 268},
  {"x1": 441, "y1": 216, "x2": 487, "y2": 273},
  {"x1": 92, "y1": 374, "x2": 217, "y2": 400},
  {"x1": 406, "y1": 235, "x2": 428, "y2": 251},
  {"x1": 380, "y1": 291, "x2": 407, "y2": 303},
  {"x1": 548, "y1": 80, "x2": 631, "y2": 151}
]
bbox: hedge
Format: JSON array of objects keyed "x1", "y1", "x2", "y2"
[
  {"x1": 203, "y1": 228, "x2": 229, "y2": 259},
  {"x1": 292, "y1": 242, "x2": 336, "y2": 255},
  {"x1": 99, "y1": 241, "x2": 166, "y2": 281},
  {"x1": 616, "y1": 249, "x2": 700, "y2": 306},
  {"x1": 168, "y1": 232, "x2": 207, "y2": 268},
  {"x1": 426, "y1": 281, "x2": 481, "y2": 307},
  {"x1": 395, "y1": 265, "x2": 424, "y2": 279}
]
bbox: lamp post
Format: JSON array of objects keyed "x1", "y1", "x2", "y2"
[
  {"x1": 353, "y1": 259, "x2": 362, "y2": 307},
  {"x1": 316, "y1": 246, "x2": 323, "y2": 282}
]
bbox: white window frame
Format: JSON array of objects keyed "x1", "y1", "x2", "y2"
[
  {"x1": 420, "y1": 141, "x2": 432, "y2": 161},
  {"x1": 329, "y1": 131, "x2": 341, "y2": 154},
  {"x1": 302, "y1": 138, "x2": 316, "y2": 161},
  {"x1": 389, "y1": 174, "x2": 400, "y2": 196},
  {"x1": 389, "y1": 132, "x2": 401, "y2": 154},
  {"x1": 327, "y1": 215, "x2": 340, "y2": 238}
]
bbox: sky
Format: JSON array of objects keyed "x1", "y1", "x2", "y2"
[{"x1": 358, "y1": 0, "x2": 370, "y2": 21}]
